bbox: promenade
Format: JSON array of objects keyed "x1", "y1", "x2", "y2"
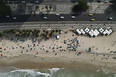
[{"x1": 0, "y1": 21, "x2": 115, "y2": 31}]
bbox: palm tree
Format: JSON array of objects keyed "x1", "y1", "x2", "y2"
[
  {"x1": 110, "y1": 0, "x2": 116, "y2": 13},
  {"x1": 37, "y1": 30, "x2": 40, "y2": 33},
  {"x1": 52, "y1": 30, "x2": 54, "y2": 33},
  {"x1": 0, "y1": 33, "x2": 3, "y2": 37},
  {"x1": 46, "y1": 31, "x2": 49, "y2": 34},
  {"x1": 56, "y1": 29, "x2": 58, "y2": 33},
  {"x1": 42, "y1": 33, "x2": 45, "y2": 37}
]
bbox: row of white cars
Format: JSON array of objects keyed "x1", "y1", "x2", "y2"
[{"x1": 43, "y1": 14, "x2": 75, "y2": 20}]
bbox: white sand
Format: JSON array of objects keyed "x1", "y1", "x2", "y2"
[{"x1": 0, "y1": 30, "x2": 116, "y2": 70}]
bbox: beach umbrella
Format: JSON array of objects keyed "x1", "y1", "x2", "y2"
[
  {"x1": 43, "y1": 48, "x2": 45, "y2": 50},
  {"x1": 70, "y1": 29, "x2": 72, "y2": 31},
  {"x1": 28, "y1": 45, "x2": 30, "y2": 47},
  {"x1": 60, "y1": 46, "x2": 62, "y2": 48},
  {"x1": 39, "y1": 41, "x2": 41, "y2": 44},
  {"x1": 30, "y1": 48, "x2": 32, "y2": 50},
  {"x1": 23, "y1": 47, "x2": 25, "y2": 49},
  {"x1": 64, "y1": 49, "x2": 66, "y2": 51},
  {"x1": 37, "y1": 44, "x2": 39, "y2": 46},
  {"x1": 62, "y1": 49, "x2": 64, "y2": 51},
  {"x1": 1, "y1": 54, "x2": 3, "y2": 56},
  {"x1": 21, "y1": 51, "x2": 23, "y2": 53},
  {"x1": 37, "y1": 52, "x2": 39, "y2": 54},
  {"x1": 0, "y1": 47, "x2": 2, "y2": 49},
  {"x1": 0, "y1": 50, "x2": 2, "y2": 52},
  {"x1": 34, "y1": 47, "x2": 36, "y2": 50},
  {"x1": 53, "y1": 50, "x2": 55, "y2": 52},
  {"x1": 60, "y1": 49, "x2": 62, "y2": 51},
  {"x1": 26, "y1": 50, "x2": 28, "y2": 52},
  {"x1": 110, "y1": 51, "x2": 113, "y2": 53},
  {"x1": 12, "y1": 47, "x2": 14, "y2": 49},
  {"x1": 4, "y1": 48, "x2": 6, "y2": 50},
  {"x1": 35, "y1": 55, "x2": 37, "y2": 57},
  {"x1": 55, "y1": 53, "x2": 57, "y2": 55},
  {"x1": 79, "y1": 52, "x2": 82, "y2": 54},
  {"x1": 46, "y1": 50, "x2": 49, "y2": 52},
  {"x1": 57, "y1": 47, "x2": 59, "y2": 49},
  {"x1": 53, "y1": 47, "x2": 55, "y2": 49}
]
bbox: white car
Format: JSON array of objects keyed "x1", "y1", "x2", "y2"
[
  {"x1": 109, "y1": 17, "x2": 113, "y2": 20},
  {"x1": 6, "y1": 15, "x2": 9, "y2": 17},
  {"x1": 21, "y1": 1, "x2": 25, "y2": 3},
  {"x1": 56, "y1": 14, "x2": 60, "y2": 16},
  {"x1": 71, "y1": 16, "x2": 75, "y2": 19},
  {"x1": 35, "y1": 1, "x2": 39, "y2": 3},
  {"x1": 60, "y1": 16, "x2": 64, "y2": 19},
  {"x1": 13, "y1": 17, "x2": 16, "y2": 20},
  {"x1": 104, "y1": 0, "x2": 108, "y2": 3},
  {"x1": 43, "y1": 17, "x2": 47, "y2": 19}
]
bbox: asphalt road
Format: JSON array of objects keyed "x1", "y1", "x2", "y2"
[{"x1": 0, "y1": 14, "x2": 114, "y2": 23}]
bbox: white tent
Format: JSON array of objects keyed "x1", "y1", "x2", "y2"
[
  {"x1": 80, "y1": 29, "x2": 85, "y2": 34},
  {"x1": 76, "y1": 29, "x2": 81, "y2": 35},
  {"x1": 99, "y1": 28, "x2": 104, "y2": 33},
  {"x1": 84, "y1": 28, "x2": 90, "y2": 33},
  {"x1": 103, "y1": 29, "x2": 108, "y2": 35},
  {"x1": 109, "y1": 29, "x2": 112, "y2": 34},
  {"x1": 89, "y1": 29, "x2": 94, "y2": 37}
]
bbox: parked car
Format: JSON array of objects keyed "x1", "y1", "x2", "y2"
[
  {"x1": 71, "y1": 16, "x2": 75, "y2": 19},
  {"x1": 35, "y1": 1, "x2": 39, "y2": 3},
  {"x1": 6, "y1": 15, "x2": 9, "y2": 17},
  {"x1": 13, "y1": 17, "x2": 16, "y2": 20},
  {"x1": 91, "y1": 19, "x2": 95, "y2": 21},
  {"x1": 56, "y1": 14, "x2": 60, "y2": 16},
  {"x1": 104, "y1": 0, "x2": 108, "y2": 3},
  {"x1": 97, "y1": 0, "x2": 102, "y2": 2},
  {"x1": 60, "y1": 16, "x2": 64, "y2": 19},
  {"x1": 89, "y1": 14, "x2": 93, "y2": 16},
  {"x1": 43, "y1": 17, "x2": 47, "y2": 20},
  {"x1": 21, "y1": 1, "x2": 25, "y2": 3},
  {"x1": 108, "y1": 17, "x2": 113, "y2": 20}
]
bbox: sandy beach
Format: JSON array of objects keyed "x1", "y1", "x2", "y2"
[{"x1": 0, "y1": 29, "x2": 116, "y2": 72}]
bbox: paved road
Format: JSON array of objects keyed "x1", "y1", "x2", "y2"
[{"x1": 0, "y1": 14, "x2": 115, "y2": 23}]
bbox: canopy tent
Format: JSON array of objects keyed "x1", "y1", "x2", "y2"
[
  {"x1": 76, "y1": 29, "x2": 81, "y2": 35},
  {"x1": 80, "y1": 29, "x2": 85, "y2": 34},
  {"x1": 84, "y1": 28, "x2": 90, "y2": 33},
  {"x1": 89, "y1": 29, "x2": 94, "y2": 37},
  {"x1": 103, "y1": 29, "x2": 108, "y2": 35},
  {"x1": 99, "y1": 28, "x2": 104, "y2": 33}
]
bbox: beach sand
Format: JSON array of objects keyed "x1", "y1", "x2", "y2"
[{"x1": 0, "y1": 30, "x2": 116, "y2": 72}]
